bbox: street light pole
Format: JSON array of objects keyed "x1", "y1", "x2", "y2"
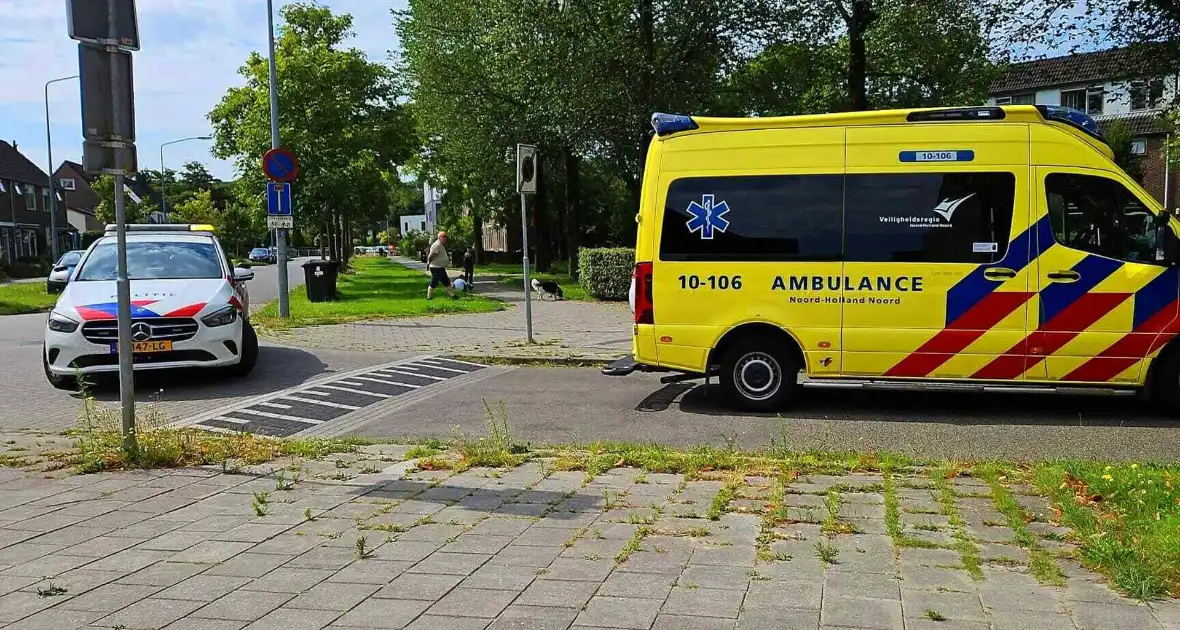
[
  {"x1": 159, "y1": 135, "x2": 211, "y2": 223},
  {"x1": 44, "y1": 75, "x2": 78, "y2": 261},
  {"x1": 268, "y1": 0, "x2": 290, "y2": 318}
]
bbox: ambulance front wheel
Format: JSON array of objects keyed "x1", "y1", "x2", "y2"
[
  {"x1": 720, "y1": 337, "x2": 800, "y2": 412},
  {"x1": 1150, "y1": 347, "x2": 1180, "y2": 415}
]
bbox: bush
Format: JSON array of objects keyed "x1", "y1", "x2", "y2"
[
  {"x1": 397, "y1": 230, "x2": 431, "y2": 258},
  {"x1": 6, "y1": 257, "x2": 51, "y2": 279},
  {"x1": 578, "y1": 247, "x2": 634, "y2": 300}
]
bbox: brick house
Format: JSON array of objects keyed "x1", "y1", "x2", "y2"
[
  {"x1": 54, "y1": 160, "x2": 105, "y2": 239},
  {"x1": 987, "y1": 44, "x2": 1179, "y2": 210},
  {"x1": 0, "y1": 140, "x2": 71, "y2": 265}
]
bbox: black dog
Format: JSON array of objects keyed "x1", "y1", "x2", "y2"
[{"x1": 531, "y1": 278, "x2": 564, "y2": 300}]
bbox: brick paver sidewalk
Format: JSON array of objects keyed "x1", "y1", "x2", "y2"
[
  {"x1": 264, "y1": 257, "x2": 631, "y2": 361},
  {"x1": 1, "y1": 446, "x2": 1175, "y2": 630}
]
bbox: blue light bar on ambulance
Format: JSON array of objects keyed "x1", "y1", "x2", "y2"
[
  {"x1": 1035, "y1": 105, "x2": 1107, "y2": 144},
  {"x1": 651, "y1": 112, "x2": 699, "y2": 136}
]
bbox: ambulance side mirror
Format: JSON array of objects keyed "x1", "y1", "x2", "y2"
[{"x1": 1154, "y1": 212, "x2": 1180, "y2": 266}]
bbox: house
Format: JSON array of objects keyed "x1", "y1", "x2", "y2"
[
  {"x1": 54, "y1": 161, "x2": 104, "y2": 240},
  {"x1": 987, "y1": 44, "x2": 1179, "y2": 209},
  {"x1": 0, "y1": 141, "x2": 71, "y2": 265},
  {"x1": 399, "y1": 214, "x2": 428, "y2": 235}
]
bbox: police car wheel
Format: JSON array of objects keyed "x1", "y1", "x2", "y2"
[
  {"x1": 43, "y1": 346, "x2": 75, "y2": 390},
  {"x1": 228, "y1": 323, "x2": 259, "y2": 377},
  {"x1": 720, "y1": 338, "x2": 798, "y2": 411}
]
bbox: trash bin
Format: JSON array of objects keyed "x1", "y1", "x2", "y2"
[{"x1": 302, "y1": 260, "x2": 339, "y2": 302}]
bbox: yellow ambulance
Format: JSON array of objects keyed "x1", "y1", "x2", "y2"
[{"x1": 604, "y1": 105, "x2": 1180, "y2": 412}]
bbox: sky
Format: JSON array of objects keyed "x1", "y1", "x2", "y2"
[{"x1": 0, "y1": 0, "x2": 407, "y2": 182}]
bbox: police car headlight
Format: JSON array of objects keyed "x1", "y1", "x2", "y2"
[
  {"x1": 47, "y1": 311, "x2": 79, "y2": 334},
  {"x1": 201, "y1": 305, "x2": 238, "y2": 328}
]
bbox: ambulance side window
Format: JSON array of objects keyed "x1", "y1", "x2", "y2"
[
  {"x1": 844, "y1": 172, "x2": 1015, "y2": 263},
  {"x1": 1045, "y1": 173, "x2": 1155, "y2": 263}
]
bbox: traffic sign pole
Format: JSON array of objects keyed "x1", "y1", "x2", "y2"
[
  {"x1": 267, "y1": 0, "x2": 289, "y2": 319},
  {"x1": 108, "y1": 0, "x2": 136, "y2": 454}
]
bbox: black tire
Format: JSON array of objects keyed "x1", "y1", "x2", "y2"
[
  {"x1": 228, "y1": 322, "x2": 259, "y2": 377},
  {"x1": 719, "y1": 336, "x2": 801, "y2": 411},
  {"x1": 1151, "y1": 346, "x2": 1180, "y2": 415},
  {"x1": 43, "y1": 347, "x2": 75, "y2": 390}
]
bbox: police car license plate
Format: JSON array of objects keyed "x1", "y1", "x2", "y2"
[{"x1": 109, "y1": 341, "x2": 172, "y2": 354}]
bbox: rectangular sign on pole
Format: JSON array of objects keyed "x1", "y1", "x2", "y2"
[
  {"x1": 267, "y1": 216, "x2": 293, "y2": 229},
  {"x1": 267, "y1": 182, "x2": 292, "y2": 216},
  {"x1": 79, "y1": 44, "x2": 135, "y2": 141},
  {"x1": 67, "y1": 0, "x2": 140, "y2": 49},
  {"x1": 83, "y1": 140, "x2": 137, "y2": 174}
]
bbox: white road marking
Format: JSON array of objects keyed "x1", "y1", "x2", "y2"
[
  {"x1": 423, "y1": 356, "x2": 486, "y2": 369},
  {"x1": 281, "y1": 395, "x2": 360, "y2": 411},
  {"x1": 256, "y1": 401, "x2": 292, "y2": 410},
  {"x1": 407, "y1": 361, "x2": 465, "y2": 374},
  {"x1": 347, "y1": 375, "x2": 422, "y2": 389},
  {"x1": 231, "y1": 408, "x2": 323, "y2": 425},
  {"x1": 313, "y1": 384, "x2": 391, "y2": 398},
  {"x1": 379, "y1": 368, "x2": 445, "y2": 381}
]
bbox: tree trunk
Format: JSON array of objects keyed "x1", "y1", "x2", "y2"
[
  {"x1": 472, "y1": 212, "x2": 485, "y2": 265},
  {"x1": 564, "y1": 147, "x2": 582, "y2": 279},
  {"x1": 845, "y1": 0, "x2": 877, "y2": 112},
  {"x1": 327, "y1": 215, "x2": 338, "y2": 263},
  {"x1": 637, "y1": 0, "x2": 655, "y2": 179},
  {"x1": 532, "y1": 152, "x2": 553, "y2": 273}
]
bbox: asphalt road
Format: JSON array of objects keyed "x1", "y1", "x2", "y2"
[
  {"x1": 0, "y1": 258, "x2": 402, "y2": 433},
  {"x1": 346, "y1": 366, "x2": 1180, "y2": 462}
]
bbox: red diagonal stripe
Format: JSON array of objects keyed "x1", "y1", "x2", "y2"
[
  {"x1": 885, "y1": 292, "x2": 1033, "y2": 378},
  {"x1": 972, "y1": 292, "x2": 1132, "y2": 380},
  {"x1": 1064, "y1": 298, "x2": 1180, "y2": 382}
]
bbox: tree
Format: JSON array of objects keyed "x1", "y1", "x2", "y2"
[
  {"x1": 209, "y1": 3, "x2": 417, "y2": 264},
  {"x1": 181, "y1": 161, "x2": 215, "y2": 191},
  {"x1": 92, "y1": 175, "x2": 152, "y2": 225},
  {"x1": 169, "y1": 190, "x2": 218, "y2": 224},
  {"x1": 1104, "y1": 119, "x2": 1147, "y2": 183}
]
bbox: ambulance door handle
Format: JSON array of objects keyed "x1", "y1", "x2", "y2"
[
  {"x1": 1047, "y1": 270, "x2": 1081, "y2": 283},
  {"x1": 983, "y1": 268, "x2": 1016, "y2": 281}
]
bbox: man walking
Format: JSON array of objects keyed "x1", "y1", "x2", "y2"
[{"x1": 426, "y1": 231, "x2": 456, "y2": 300}]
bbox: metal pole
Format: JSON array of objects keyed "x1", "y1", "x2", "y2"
[
  {"x1": 268, "y1": 0, "x2": 290, "y2": 317},
  {"x1": 108, "y1": 0, "x2": 135, "y2": 454},
  {"x1": 520, "y1": 192, "x2": 533, "y2": 343},
  {"x1": 45, "y1": 76, "x2": 77, "y2": 261},
  {"x1": 159, "y1": 144, "x2": 166, "y2": 223}
]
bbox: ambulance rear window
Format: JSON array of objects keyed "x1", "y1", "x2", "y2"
[{"x1": 660, "y1": 175, "x2": 843, "y2": 262}]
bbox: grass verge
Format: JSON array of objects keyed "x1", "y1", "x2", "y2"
[
  {"x1": 0, "y1": 282, "x2": 56, "y2": 316},
  {"x1": 976, "y1": 464, "x2": 1066, "y2": 588},
  {"x1": 253, "y1": 257, "x2": 503, "y2": 331},
  {"x1": 1032, "y1": 461, "x2": 1179, "y2": 599}
]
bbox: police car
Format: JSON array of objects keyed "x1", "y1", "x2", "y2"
[{"x1": 43, "y1": 225, "x2": 259, "y2": 389}]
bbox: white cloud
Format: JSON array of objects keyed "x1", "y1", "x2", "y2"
[{"x1": 0, "y1": 0, "x2": 404, "y2": 181}]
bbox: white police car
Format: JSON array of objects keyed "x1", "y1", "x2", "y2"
[{"x1": 43, "y1": 225, "x2": 258, "y2": 389}]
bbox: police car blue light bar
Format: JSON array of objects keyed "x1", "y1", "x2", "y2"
[{"x1": 651, "y1": 113, "x2": 698, "y2": 136}]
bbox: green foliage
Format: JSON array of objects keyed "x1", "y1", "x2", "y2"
[
  {"x1": 578, "y1": 247, "x2": 634, "y2": 300},
  {"x1": 397, "y1": 230, "x2": 432, "y2": 258},
  {"x1": 169, "y1": 190, "x2": 218, "y2": 225},
  {"x1": 0, "y1": 281, "x2": 56, "y2": 315},
  {"x1": 91, "y1": 175, "x2": 150, "y2": 225},
  {"x1": 1103, "y1": 119, "x2": 1146, "y2": 183}
]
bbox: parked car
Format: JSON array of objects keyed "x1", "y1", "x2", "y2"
[
  {"x1": 46, "y1": 250, "x2": 85, "y2": 293},
  {"x1": 248, "y1": 247, "x2": 276, "y2": 264},
  {"x1": 44, "y1": 224, "x2": 257, "y2": 389}
]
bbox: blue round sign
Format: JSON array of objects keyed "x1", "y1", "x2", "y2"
[{"x1": 262, "y1": 148, "x2": 299, "y2": 182}]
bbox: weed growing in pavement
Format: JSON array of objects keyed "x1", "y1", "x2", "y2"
[
  {"x1": 355, "y1": 536, "x2": 372, "y2": 559},
  {"x1": 976, "y1": 464, "x2": 1066, "y2": 588},
  {"x1": 303, "y1": 508, "x2": 315, "y2": 521},
  {"x1": 275, "y1": 470, "x2": 299, "y2": 491},
  {"x1": 933, "y1": 464, "x2": 983, "y2": 581},
  {"x1": 708, "y1": 473, "x2": 742, "y2": 521},
  {"x1": 450, "y1": 401, "x2": 529, "y2": 472},
  {"x1": 252, "y1": 491, "x2": 270, "y2": 517},
  {"x1": 616, "y1": 526, "x2": 651, "y2": 564},
  {"x1": 924, "y1": 609, "x2": 947, "y2": 622},
  {"x1": 814, "y1": 540, "x2": 839, "y2": 564},
  {"x1": 405, "y1": 444, "x2": 442, "y2": 460}
]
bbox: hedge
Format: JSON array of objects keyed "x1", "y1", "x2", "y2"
[{"x1": 578, "y1": 247, "x2": 634, "y2": 300}]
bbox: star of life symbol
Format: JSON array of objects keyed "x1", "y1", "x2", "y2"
[{"x1": 685, "y1": 194, "x2": 731, "y2": 240}]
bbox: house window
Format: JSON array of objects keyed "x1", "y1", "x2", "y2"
[
  {"x1": 1131, "y1": 140, "x2": 1148, "y2": 155},
  {"x1": 1087, "y1": 87, "x2": 1105, "y2": 114},
  {"x1": 1061, "y1": 88, "x2": 1086, "y2": 111},
  {"x1": 60, "y1": 178, "x2": 76, "y2": 191},
  {"x1": 42, "y1": 189, "x2": 49, "y2": 211},
  {"x1": 25, "y1": 186, "x2": 36, "y2": 210},
  {"x1": 994, "y1": 96, "x2": 1012, "y2": 105},
  {"x1": 1130, "y1": 79, "x2": 1165, "y2": 111},
  {"x1": 1011, "y1": 93, "x2": 1035, "y2": 105}
]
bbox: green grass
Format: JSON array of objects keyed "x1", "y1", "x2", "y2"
[
  {"x1": 495, "y1": 273, "x2": 588, "y2": 301},
  {"x1": 932, "y1": 466, "x2": 984, "y2": 580},
  {"x1": 0, "y1": 281, "x2": 56, "y2": 315},
  {"x1": 976, "y1": 464, "x2": 1066, "y2": 588},
  {"x1": 253, "y1": 257, "x2": 503, "y2": 330},
  {"x1": 1031, "y1": 461, "x2": 1180, "y2": 599}
]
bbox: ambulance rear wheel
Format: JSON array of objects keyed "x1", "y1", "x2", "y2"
[{"x1": 720, "y1": 337, "x2": 800, "y2": 411}]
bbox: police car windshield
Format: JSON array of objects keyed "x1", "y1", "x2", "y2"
[{"x1": 75, "y1": 240, "x2": 224, "y2": 281}]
